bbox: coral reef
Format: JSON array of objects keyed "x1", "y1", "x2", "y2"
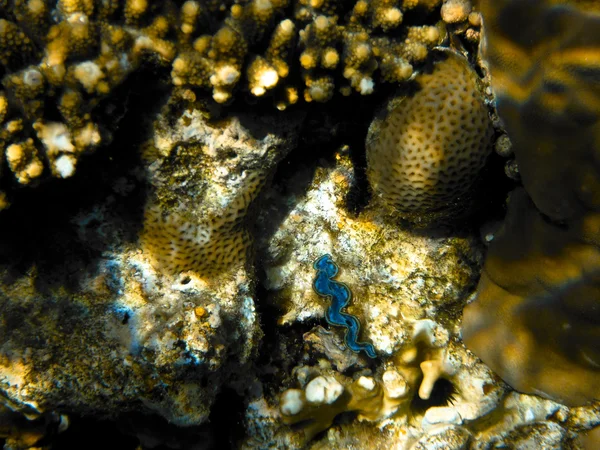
[
  {"x1": 366, "y1": 50, "x2": 494, "y2": 225},
  {"x1": 254, "y1": 149, "x2": 491, "y2": 441},
  {"x1": 0, "y1": 0, "x2": 447, "y2": 206},
  {"x1": 241, "y1": 149, "x2": 599, "y2": 449},
  {"x1": 0, "y1": 0, "x2": 599, "y2": 448},
  {"x1": 462, "y1": 0, "x2": 600, "y2": 406},
  {"x1": 278, "y1": 320, "x2": 504, "y2": 444},
  {"x1": 0, "y1": 103, "x2": 300, "y2": 427}
]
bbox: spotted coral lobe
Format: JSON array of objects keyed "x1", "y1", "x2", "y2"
[
  {"x1": 366, "y1": 50, "x2": 494, "y2": 225},
  {"x1": 141, "y1": 171, "x2": 266, "y2": 277},
  {"x1": 140, "y1": 205, "x2": 250, "y2": 277}
]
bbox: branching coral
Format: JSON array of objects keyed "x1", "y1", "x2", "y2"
[
  {"x1": 171, "y1": 0, "x2": 444, "y2": 104},
  {"x1": 0, "y1": 0, "x2": 448, "y2": 205},
  {"x1": 0, "y1": 0, "x2": 176, "y2": 204}
]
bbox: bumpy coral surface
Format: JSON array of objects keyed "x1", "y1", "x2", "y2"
[
  {"x1": 140, "y1": 103, "x2": 301, "y2": 277},
  {"x1": 241, "y1": 149, "x2": 600, "y2": 449},
  {"x1": 0, "y1": 0, "x2": 173, "y2": 206},
  {"x1": 0, "y1": 0, "x2": 448, "y2": 207},
  {"x1": 366, "y1": 51, "x2": 494, "y2": 225}
]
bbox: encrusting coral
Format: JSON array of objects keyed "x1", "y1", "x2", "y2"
[
  {"x1": 140, "y1": 101, "x2": 303, "y2": 277},
  {"x1": 462, "y1": 0, "x2": 600, "y2": 406},
  {"x1": 366, "y1": 50, "x2": 494, "y2": 225}
]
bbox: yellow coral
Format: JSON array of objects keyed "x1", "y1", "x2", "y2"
[
  {"x1": 441, "y1": 0, "x2": 472, "y2": 24},
  {"x1": 6, "y1": 139, "x2": 44, "y2": 184},
  {"x1": 366, "y1": 51, "x2": 493, "y2": 224},
  {"x1": 0, "y1": 0, "x2": 455, "y2": 205},
  {"x1": 265, "y1": 19, "x2": 296, "y2": 78},
  {"x1": 0, "y1": 94, "x2": 8, "y2": 123},
  {"x1": 13, "y1": 0, "x2": 50, "y2": 39},
  {"x1": 0, "y1": 19, "x2": 36, "y2": 70},
  {"x1": 141, "y1": 205, "x2": 252, "y2": 277},
  {"x1": 124, "y1": 0, "x2": 149, "y2": 26},
  {"x1": 141, "y1": 165, "x2": 266, "y2": 276},
  {"x1": 180, "y1": 1, "x2": 201, "y2": 36},
  {"x1": 57, "y1": 0, "x2": 94, "y2": 17},
  {"x1": 247, "y1": 56, "x2": 279, "y2": 96}
]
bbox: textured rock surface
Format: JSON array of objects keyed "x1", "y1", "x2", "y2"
[
  {"x1": 0, "y1": 102, "x2": 301, "y2": 427},
  {"x1": 242, "y1": 150, "x2": 600, "y2": 449},
  {"x1": 258, "y1": 148, "x2": 484, "y2": 347}
]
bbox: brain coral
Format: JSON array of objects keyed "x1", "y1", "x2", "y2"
[{"x1": 366, "y1": 51, "x2": 493, "y2": 225}]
